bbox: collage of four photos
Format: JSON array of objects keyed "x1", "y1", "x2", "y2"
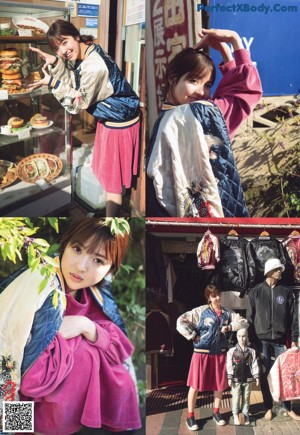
[{"x1": 0, "y1": 0, "x2": 299, "y2": 434}]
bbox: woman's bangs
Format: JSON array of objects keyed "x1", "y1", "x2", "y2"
[
  {"x1": 70, "y1": 227, "x2": 113, "y2": 261},
  {"x1": 186, "y1": 64, "x2": 213, "y2": 82},
  {"x1": 48, "y1": 34, "x2": 65, "y2": 51}
]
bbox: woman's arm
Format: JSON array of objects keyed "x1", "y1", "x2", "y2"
[
  {"x1": 194, "y1": 28, "x2": 262, "y2": 138},
  {"x1": 58, "y1": 315, "x2": 98, "y2": 342},
  {"x1": 29, "y1": 49, "x2": 114, "y2": 114}
]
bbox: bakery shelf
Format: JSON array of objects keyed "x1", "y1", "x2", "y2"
[
  {"x1": 0, "y1": 0, "x2": 71, "y2": 216},
  {"x1": 0, "y1": 125, "x2": 65, "y2": 147}
]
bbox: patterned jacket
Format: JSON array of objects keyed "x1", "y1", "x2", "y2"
[
  {"x1": 177, "y1": 305, "x2": 248, "y2": 354},
  {"x1": 226, "y1": 344, "x2": 259, "y2": 383},
  {"x1": 146, "y1": 101, "x2": 249, "y2": 218},
  {"x1": 49, "y1": 43, "x2": 140, "y2": 124}
]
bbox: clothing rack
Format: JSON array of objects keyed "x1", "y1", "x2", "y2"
[{"x1": 146, "y1": 218, "x2": 300, "y2": 237}]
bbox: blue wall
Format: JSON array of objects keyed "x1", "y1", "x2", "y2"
[{"x1": 203, "y1": 0, "x2": 300, "y2": 96}]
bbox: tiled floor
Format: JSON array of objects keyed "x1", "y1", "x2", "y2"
[{"x1": 146, "y1": 385, "x2": 300, "y2": 435}]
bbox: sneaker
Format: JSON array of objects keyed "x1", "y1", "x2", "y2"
[
  {"x1": 213, "y1": 412, "x2": 226, "y2": 426},
  {"x1": 186, "y1": 416, "x2": 199, "y2": 431}
]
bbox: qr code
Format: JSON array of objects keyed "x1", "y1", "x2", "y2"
[{"x1": 2, "y1": 401, "x2": 34, "y2": 433}]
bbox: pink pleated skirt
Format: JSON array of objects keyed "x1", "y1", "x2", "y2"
[
  {"x1": 187, "y1": 352, "x2": 229, "y2": 392},
  {"x1": 92, "y1": 118, "x2": 140, "y2": 194}
]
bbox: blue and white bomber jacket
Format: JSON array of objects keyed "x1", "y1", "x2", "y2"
[
  {"x1": 177, "y1": 304, "x2": 248, "y2": 354},
  {"x1": 48, "y1": 43, "x2": 140, "y2": 124}
]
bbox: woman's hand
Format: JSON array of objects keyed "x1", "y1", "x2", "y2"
[
  {"x1": 28, "y1": 67, "x2": 51, "y2": 91},
  {"x1": 29, "y1": 46, "x2": 57, "y2": 69},
  {"x1": 58, "y1": 315, "x2": 98, "y2": 342},
  {"x1": 194, "y1": 28, "x2": 243, "y2": 51},
  {"x1": 221, "y1": 325, "x2": 230, "y2": 334}
]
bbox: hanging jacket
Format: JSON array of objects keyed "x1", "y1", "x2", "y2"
[
  {"x1": 282, "y1": 234, "x2": 300, "y2": 284},
  {"x1": 267, "y1": 348, "x2": 300, "y2": 401},
  {"x1": 249, "y1": 235, "x2": 288, "y2": 284},
  {"x1": 217, "y1": 235, "x2": 256, "y2": 296},
  {"x1": 146, "y1": 101, "x2": 249, "y2": 218},
  {"x1": 196, "y1": 230, "x2": 220, "y2": 270}
]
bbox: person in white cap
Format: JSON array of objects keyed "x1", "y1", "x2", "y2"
[{"x1": 246, "y1": 258, "x2": 299, "y2": 421}]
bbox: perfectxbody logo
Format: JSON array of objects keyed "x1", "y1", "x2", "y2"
[{"x1": 197, "y1": 3, "x2": 298, "y2": 14}]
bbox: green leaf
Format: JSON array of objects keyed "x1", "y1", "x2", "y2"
[
  {"x1": 33, "y1": 238, "x2": 50, "y2": 248},
  {"x1": 38, "y1": 277, "x2": 49, "y2": 294},
  {"x1": 48, "y1": 218, "x2": 59, "y2": 233},
  {"x1": 120, "y1": 264, "x2": 134, "y2": 274},
  {"x1": 52, "y1": 291, "x2": 59, "y2": 309},
  {"x1": 30, "y1": 257, "x2": 41, "y2": 272},
  {"x1": 15, "y1": 248, "x2": 23, "y2": 261},
  {"x1": 43, "y1": 256, "x2": 59, "y2": 268}
]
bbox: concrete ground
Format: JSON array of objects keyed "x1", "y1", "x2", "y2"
[{"x1": 146, "y1": 385, "x2": 300, "y2": 435}]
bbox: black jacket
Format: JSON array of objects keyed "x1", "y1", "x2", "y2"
[
  {"x1": 249, "y1": 236, "x2": 288, "y2": 284},
  {"x1": 217, "y1": 235, "x2": 256, "y2": 297},
  {"x1": 246, "y1": 281, "x2": 298, "y2": 343}
]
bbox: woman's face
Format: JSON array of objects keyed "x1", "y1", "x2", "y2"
[
  {"x1": 54, "y1": 35, "x2": 81, "y2": 61},
  {"x1": 168, "y1": 71, "x2": 213, "y2": 105},
  {"x1": 209, "y1": 292, "x2": 221, "y2": 308},
  {"x1": 61, "y1": 240, "x2": 112, "y2": 291}
]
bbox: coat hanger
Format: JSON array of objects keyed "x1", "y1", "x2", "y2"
[
  {"x1": 227, "y1": 229, "x2": 239, "y2": 237},
  {"x1": 290, "y1": 230, "x2": 300, "y2": 236},
  {"x1": 259, "y1": 229, "x2": 270, "y2": 237}
]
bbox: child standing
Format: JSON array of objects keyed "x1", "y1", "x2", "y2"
[
  {"x1": 0, "y1": 218, "x2": 141, "y2": 434},
  {"x1": 29, "y1": 20, "x2": 140, "y2": 217},
  {"x1": 177, "y1": 284, "x2": 248, "y2": 431},
  {"x1": 147, "y1": 28, "x2": 262, "y2": 218},
  {"x1": 226, "y1": 327, "x2": 259, "y2": 425}
]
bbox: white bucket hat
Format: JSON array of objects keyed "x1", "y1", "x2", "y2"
[{"x1": 264, "y1": 258, "x2": 285, "y2": 276}]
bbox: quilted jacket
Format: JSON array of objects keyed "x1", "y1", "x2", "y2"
[{"x1": 146, "y1": 101, "x2": 249, "y2": 218}]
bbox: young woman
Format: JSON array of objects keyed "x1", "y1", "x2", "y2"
[
  {"x1": 177, "y1": 284, "x2": 247, "y2": 431},
  {"x1": 29, "y1": 20, "x2": 140, "y2": 217},
  {"x1": 147, "y1": 28, "x2": 262, "y2": 218},
  {"x1": 0, "y1": 218, "x2": 141, "y2": 434}
]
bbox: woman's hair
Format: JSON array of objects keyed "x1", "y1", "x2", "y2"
[
  {"x1": 59, "y1": 218, "x2": 129, "y2": 274},
  {"x1": 47, "y1": 19, "x2": 94, "y2": 52},
  {"x1": 164, "y1": 48, "x2": 216, "y2": 101},
  {"x1": 204, "y1": 284, "x2": 220, "y2": 303}
]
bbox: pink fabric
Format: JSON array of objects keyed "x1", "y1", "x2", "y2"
[
  {"x1": 268, "y1": 348, "x2": 300, "y2": 402},
  {"x1": 212, "y1": 48, "x2": 262, "y2": 138},
  {"x1": 91, "y1": 120, "x2": 140, "y2": 194},
  {"x1": 187, "y1": 353, "x2": 228, "y2": 392},
  {"x1": 20, "y1": 289, "x2": 141, "y2": 435}
]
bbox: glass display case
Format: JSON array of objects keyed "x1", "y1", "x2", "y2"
[{"x1": 0, "y1": 0, "x2": 72, "y2": 216}]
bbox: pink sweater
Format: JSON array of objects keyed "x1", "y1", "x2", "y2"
[
  {"x1": 20, "y1": 289, "x2": 141, "y2": 435},
  {"x1": 212, "y1": 48, "x2": 262, "y2": 138}
]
